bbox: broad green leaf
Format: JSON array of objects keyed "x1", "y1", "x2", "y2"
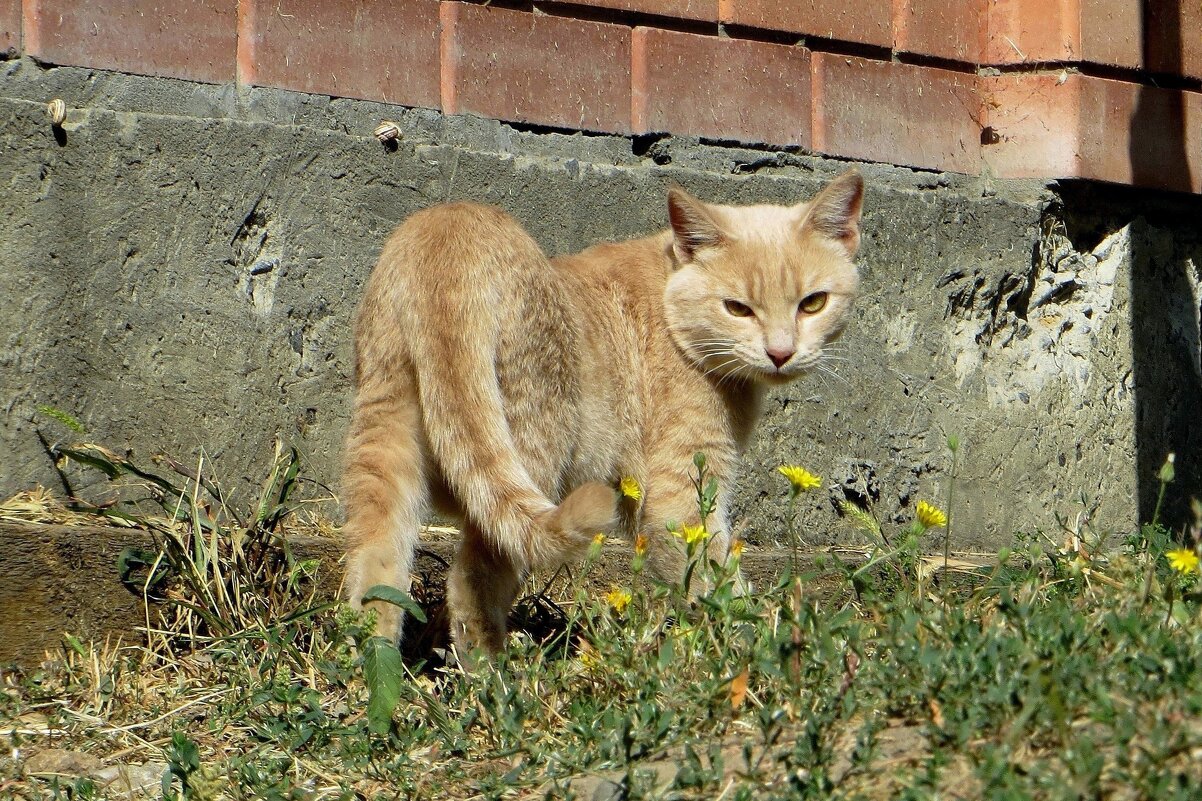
[
  {"x1": 362, "y1": 584, "x2": 427, "y2": 623},
  {"x1": 362, "y1": 636, "x2": 404, "y2": 735}
]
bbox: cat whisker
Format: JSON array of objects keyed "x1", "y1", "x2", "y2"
[
  {"x1": 703, "y1": 356, "x2": 744, "y2": 379},
  {"x1": 717, "y1": 361, "x2": 754, "y2": 388},
  {"x1": 703, "y1": 356, "x2": 750, "y2": 384}
]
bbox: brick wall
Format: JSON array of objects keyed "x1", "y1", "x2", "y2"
[{"x1": 5, "y1": 0, "x2": 1199, "y2": 192}]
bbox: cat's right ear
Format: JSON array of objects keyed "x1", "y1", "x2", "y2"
[
  {"x1": 668, "y1": 186, "x2": 725, "y2": 264},
  {"x1": 798, "y1": 169, "x2": 864, "y2": 258}
]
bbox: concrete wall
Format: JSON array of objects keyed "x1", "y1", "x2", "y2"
[{"x1": 2, "y1": 59, "x2": 1201, "y2": 550}]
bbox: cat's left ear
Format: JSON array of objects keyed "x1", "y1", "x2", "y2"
[{"x1": 797, "y1": 169, "x2": 864, "y2": 258}]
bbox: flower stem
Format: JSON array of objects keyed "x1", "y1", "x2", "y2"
[
  {"x1": 944, "y1": 443, "x2": 958, "y2": 582},
  {"x1": 787, "y1": 492, "x2": 799, "y2": 579}
]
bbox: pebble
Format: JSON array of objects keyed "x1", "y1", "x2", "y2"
[{"x1": 22, "y1": 748, "x2": 103, "y2": 778}]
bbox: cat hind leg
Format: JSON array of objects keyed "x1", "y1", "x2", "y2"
[{"x1": 342, "y1": 371, "x2": 428, "y2": 644}]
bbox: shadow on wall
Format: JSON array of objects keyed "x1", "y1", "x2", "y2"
[{"x1": 1127, "y1": 0, "x2": 1201, "y2": 529}]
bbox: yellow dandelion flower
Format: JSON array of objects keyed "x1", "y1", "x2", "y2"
[
  {"x1": 604, "y1": 587, "x2": 632, "y2": 613},
  {"x1": 620, "y1": 476, "x2": 642, "y2": 502},
  {"x1": 730, "y1": 539, "x2": 745, "y2": 558},
  {"x1": 779, "y1": 465, "x2": 822, "y2": 492},
  {"x1": 593, "y1": 533, "x2": 607, "y2": 547},
  {"x1": 634, "y1": 533, "x2": 649, "y2": 556},
  {"x1": 915, "y1": 501, "x2": 948, "y2": 529},
  {"x1": 677, "y1": 523, "x2": 707, "y2": 545},
  {"x1": 1166, "y1": 548, "x2": 1200, "y2": 575}
]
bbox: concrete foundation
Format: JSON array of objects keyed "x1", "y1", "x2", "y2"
[{"x1": 3, "y1": 58, "x2": 1200, "y2": 552}]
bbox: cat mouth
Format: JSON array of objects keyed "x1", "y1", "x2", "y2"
[{"x1": 760, "y1": 366, "x2": 799, "y2": 384}]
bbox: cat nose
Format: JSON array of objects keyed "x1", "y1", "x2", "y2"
[{"x1": 766, "y1": 347, "x2": 794, "y2": 369}]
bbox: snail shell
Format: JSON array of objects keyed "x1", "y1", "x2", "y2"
[
  {"x1": 373, "y1": 121, "x2": 401, "y2": 143},
  {"x1": 47, "y1": 98, "x2": 67, "y2": 126}
]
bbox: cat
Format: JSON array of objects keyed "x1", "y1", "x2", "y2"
[{"x1": 342, "y1": 169, "x2": 864, "y2": 655}]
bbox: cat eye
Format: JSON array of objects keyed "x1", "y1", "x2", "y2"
[
  {"x1": 723, "y1": 299, "x2": 755, "y2": 318},
  {"x1": 798, "y1": 292, "x2": 828, "y2": 314}
]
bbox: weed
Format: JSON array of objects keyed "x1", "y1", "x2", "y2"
[{"x1": 3, "y1": 443, "x2": 1202, "y2": 799}]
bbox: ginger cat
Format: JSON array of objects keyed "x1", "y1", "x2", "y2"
[{"x1": 343, "y1": 170, "x2": 864, "y2": 655}]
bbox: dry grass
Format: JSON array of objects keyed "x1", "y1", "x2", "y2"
[{"x1": 2, "y1": 443, "x2": 1202, "y2": 799}]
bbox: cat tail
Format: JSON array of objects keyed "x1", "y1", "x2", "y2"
[{"x1": 403, "y1": 206, "x2": 619, "y2": 572}]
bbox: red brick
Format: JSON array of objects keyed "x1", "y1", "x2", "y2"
[
  {"x1": 1141, "y1": 0, "x2": 1202, "y2": 79},
  {"x1": 1079, "y1": 0, "x2": 1141, "y2": 68},
  {"x1": 1167, "y1": 3, "x2": 1202, "y2": 79},
  {"x1": 238, "y1": 0, "x2": 439, "y2": 108},
  {"x1": 542, "y1": 0, "x2": 718, "y2": 23},
  {"x1": 981, "y1": 73, "x2": 1080, "y2": 178},
  {"x1": 812, "y1": 53, "x2": 982, "y2": 173},
  {"x1": 1, "y1": 0, "x2": 19, "y2": 56},
  {"x1": 1076, "y1": 78, "x2": 1201, "y2": 190},
  {"x1": 1080, "y1": 0, "x2": 1202, "y2": 79},
  {"x1": 441, "y1": 3, "x2": 631, "y2": 133},
  {"x1": 897, "y1": 0, "x2": 1078, "y2": 65},
  {"x1": 720, "y1": 0, "x2": 891, "y2": 48},
  {"x1": 982, "y1": 0, "x2": 1079, "y2": 64},
  {"x1": 983, "y1": 73, "x2": 1202, "y2": 192},
  {"x1": 23, "y1": 0, "x2": 236, "y2": 83},
  {"x1": 894, "y1": 0, "x2": 985, "y2": 62},
  {"x1": 632, "y1": 28, "x2": 809, "y2": 145}
]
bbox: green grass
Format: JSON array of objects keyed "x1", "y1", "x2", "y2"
[{"x1": 2, "y1": 444, "x2": 1201, "y2": 799}]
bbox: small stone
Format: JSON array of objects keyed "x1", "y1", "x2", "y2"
[
  {"x1": 23, "y1": 748, "x2": 104, "y2": 778},
  {"x1": 95, "y1": 761, "x2": 169, "y2": 798},
  {"x1": 568, "y1": 774, "x2": 626, "y2": 801}
]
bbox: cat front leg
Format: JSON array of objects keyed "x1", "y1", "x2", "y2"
[
  {"x1": 446, "y1": 522, "x2": 524, "y2": 662},
  {"x1": 639, "y1": 468, "x2": 741, "y2": 594}
]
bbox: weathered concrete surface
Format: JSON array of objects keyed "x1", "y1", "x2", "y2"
[
  {"x1": 0, "y1": 521, "x2": 347, "y2": 666},
  {"x1": 0, "y1": 520, "x2": 813, "y2": 667},
  {"x1": 0, "y1": 523, "x2": 159, "y2": 665},
  {"x1": 2, "y1": 57, "x2": 1201, "y2": 555}
]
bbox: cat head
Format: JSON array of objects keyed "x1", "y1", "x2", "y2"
[{"x1": 663, "y1": 169, "x2": 863, "y2": 386}]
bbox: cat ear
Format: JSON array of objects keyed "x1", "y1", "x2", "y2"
[
  {"x1": 668, "y1": 185, "x2": 726, "y2": 262},
  {"x1": 798, "y1": 169, "x2": 864, "y2": 257}
]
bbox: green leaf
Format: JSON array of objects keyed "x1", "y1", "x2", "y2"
[
  {"x1": 657, "y1": 636, "x2": 675, "y2": 671},
  {"x1": 54, "y1": 443, "x2": 122, "y2": 479},
  {"x1": 277, "y1": 447, "x2": 301, "y2": 504},
  {"x1": 54, "y1": 443, "x2": 186, "y2": 503},
  {"x1": 63, "y1": 633, "x2": 87, "y2": 656},
  {"x1": 37, "y1": 404, "x2": 86, "y2": 433},
  {"x1": 168, "y1": 730, "x2": 200, "y2": 775},
  {"x1": 362, "y1": 636, "x2": 404, "y2": 735},
  {"x1": 362, "y1": 584, "x2": 427, "y2": 623},
  {"x1": 117, "y1": 546, "x2": 172, "y2": 598}
]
